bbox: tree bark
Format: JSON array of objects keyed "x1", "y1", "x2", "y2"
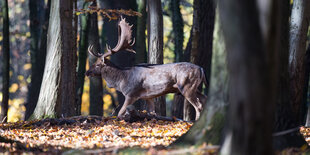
[
  {"x1": 88, "y1": 1, "x2": 103, "y2": 116},
  {"x1": 76, "y1": 2, "x2": 89, "y2": 116},
  {"x1": 304, "y1": 45, "x2": 310, "y2": 127},
  {"x1": 184, "y1": 0, "x2": 215, "y2": 121},
  {"x1": 60, "y1": 0, "x2": 77, "y2": 117},
  {"x1": 147, "y1": 0, "x2": 166, "y2": 116},
  {"x1": 219, "y1": 0, "x2": 280, "y2": 154},
  {"x1": 31, "y1": 0, "x2": 77, "y2": 119},
  {"x1": 173, "y1": 9, "x2": 228, "y2": 146},
  {"x1": 289, "y1": 0, "x2": 310, "y2": 124},
  {"x1": 0, "y1": 0, "x2": 10, "y2": 123},
  {"x1": 25, "y1": 0, "x2": 50, "y2": 120},
  {"x1": 134, "y1": 0, "x2": 147, "y2": 111},
  {"x1": 170, "y1": 0, "x2": 184, "y2": 62},
  {"x1": 101, "y1": 0, "x2": 137, "y2": 115},
  {"x1": 170, "y1": 0, "x2": 184, "y2": 119},
  {"x1": 272, "y1": 0, "x2": 307, "y2": 150},
  {"x1": 136, "y1": 0, "x2": 147, "y2": 64}
]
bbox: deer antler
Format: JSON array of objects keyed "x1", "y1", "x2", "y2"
[
  {"x1": 104, "y1": 17, "x2": 136, "y2": 58},
  {"x1": 88, "y1": 45, "x2": 103, "y2": 57}
]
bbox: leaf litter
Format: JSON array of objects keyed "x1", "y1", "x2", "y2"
[{"x1": 0, "y1": 116, "x2": 193, "y2": 153}]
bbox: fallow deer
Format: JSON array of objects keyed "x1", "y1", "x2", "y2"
[{"x1": 86, "y1": 17, "x2": 207, "y2": 120}]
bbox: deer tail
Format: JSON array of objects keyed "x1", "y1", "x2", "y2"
[{"x1": 200, "y1": 67, "x2": 209, "y2": 87}]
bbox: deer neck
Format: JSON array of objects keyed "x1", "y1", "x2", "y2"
[{"x1": 101, "y1": 59, "x2": 127, "y2": 89}]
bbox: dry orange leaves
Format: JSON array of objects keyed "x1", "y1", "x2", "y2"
[{"x1": 0, "y1": 116, "x2": 192, "y2": 151}]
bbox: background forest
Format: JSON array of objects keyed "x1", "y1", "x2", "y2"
[
  {"x1": 1, "y1": 0, "x2": 310, "y2": 154},
  {"x1": 0, "y1": 0, "x2": 195, "y2": 121}
]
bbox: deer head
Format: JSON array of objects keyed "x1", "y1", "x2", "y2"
[{"x1": 85, "y1": 17, "x2": 135, "y2": 77}]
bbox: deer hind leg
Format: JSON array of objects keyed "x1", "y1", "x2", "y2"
[
  {"x1": 184, "y1": 95, "x2": 203, "y2": 120},
  {"x1": 196, "y1": 91, "x2": 207, "y2": 107},
  {"x1": 118, "y1": 97, "x2": 137, "y2": 118},
  {"x1": 180, "y1": 85, "x2": 203, "y2": 120}
]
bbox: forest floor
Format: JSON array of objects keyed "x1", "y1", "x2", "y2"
[
  {"x1": 1, "y1": 115, "x2": 310, "y2": 154},
  {"x1": 0, "y1": 115, "x2": 218, "y2": 154}
]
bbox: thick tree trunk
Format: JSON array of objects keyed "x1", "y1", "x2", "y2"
[
  {"x1": 170, "y1": 0, "x2": 184, "y2": 119},
  {"x1": 88, "y1": 2, "x2": 103, "y2": 116},
  {"x1": 31, "y1": 0, "x2": 77, "y2": 119},
  {"x1": 0, "y1": 0, "x2": 10, "y2": 123},
  {"x1": 60, "y1": 0, "x2": 77, "y2": 117},
  {"x1": 273, "y1": 0, "x2": 306, "y2": 150},
  {"x1": 173, "y1": 10, "x2": 228, "y2": 146},
  {"x1": 147, "y1": 0, "x2": 166, "y2": 116},
  {"x1": 76, "y1": 2, "x2": 89, "y2": 116},
  {"x1": 184, "y1": 0, "x2": 215, "y2": 121},
  {"x1": 25, "y1": 0, "x2": 50, "y2": 120},
  {"x1": 219, "y1": 0, "x2": 280, "y2": 154},
  {"x1": 289, "y1": 0, "x2": 310, "y2": 124}
]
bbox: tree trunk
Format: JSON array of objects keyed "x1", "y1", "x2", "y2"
[
  {"x1": 136, "y1": 0, "x2": 147, "y2": 64},
  {"x1": 101, "y1": 0, "x2": 137, "y2": 115},
  {"x1": 170, "y1": 0, "x2": 184, "y2": 62},
  {"x1": 88, "y1": 1, "x2": 103, "y2": 116},
  {"x1": 184, "y1": 0, "x2": 215, "y2": 121},
  {"x1": 170, "y1": 0, "x2": 184, "y2": 119},
  {"x1": 272, "y1": 0, "x2": 306, "y2": 150},
  {"x1": 60, "y1": 0, "x2": 77, "y2": 117},
  {"x1": 219, "y1": 0, "x2": 280, "y2": 154},
  {"x1": 76, "y1": 2, "x2": 89, "y2": 116},
  {"x1": 27, "y1": 0, "x2": 41, "y2": 115},
  {"x1": 289, "y1": 0, "x2": 310, "y2": 124},
  {"x1": 25, "y1": 0, "x2": 50, "y2": 120},
  {"x1": 304, "y1": 45, "x2": 310, "y2": 127},
  {"x1": 134, "y1": 0, "x2": 147, "y2": 111},
  {"x1": 147, "y1": 0, "x2": 166, "y2": 116},
  {"x1": 0, "y1": 0, "x2": 10, "y2": 123},
  {"x1": 31, "y1": 0, "x2": 77, "y2": 119},
  {"x1": 173, "y1": 9, "x2": 228, "y2": 146}
]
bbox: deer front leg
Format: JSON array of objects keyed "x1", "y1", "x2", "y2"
[{"x1": 118, "y1": 97, "x2": 136, "y2": 118}]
